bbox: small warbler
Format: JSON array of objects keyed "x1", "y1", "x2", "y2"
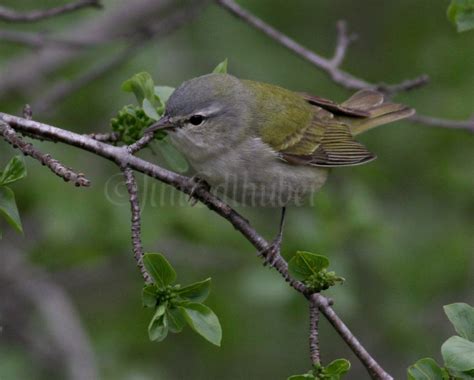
[
  {"x1": 146, "y1": 73, "x2": 414, "y2": 262},
  {"x1": 147, "y1": 73, "x2": 414, "y2": 208}
]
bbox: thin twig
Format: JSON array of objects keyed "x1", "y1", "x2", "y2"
[
  {"x1": 127, "y1": 133, "x2": 155, "y2": 154},
  {"x1": 0, "y1": 121, "x2": 90, "y2": 187},
  {"x1": 410, "y1": 113, "x2": 474, "y2": 133},
  {"x1": 330, "y1": 20, "x2": 357, "y2": 68},
  {"x1": 309, "y1": 299, "x2": 321, "y2": 366},
  {"x1": 377, "y1": 75, "x2": 431, "y2": 95},
  {"x1": 122, "y1": 166, "x2": 152, "y2": 283},
  {"x1": 0, "y1": 0, "x2": 101, "y2": 23},
  {"x1": 0, "y1": 29, "x2": 92, "y2": 49},
  {"x1": 0, "y1": 112, "x2": 393, "y2": 379}
]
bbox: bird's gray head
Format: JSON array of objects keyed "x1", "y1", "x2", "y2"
[
  {"x1": 147, "y1": 74, "x2": 250, "y2": 161},
  {"x1": 167, "y1": 73, "x2": 243, "y2": 121}
]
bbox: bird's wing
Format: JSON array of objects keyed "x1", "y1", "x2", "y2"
[
  {"x1": 276, "y1": 89, "x2": 414, "y2": 167},
  {"x1": 278, "y1": 110, "x2": 376, "y2": 167},
  {"x1": 247, "y1": 80, "x2": 410, "y2": 167}
]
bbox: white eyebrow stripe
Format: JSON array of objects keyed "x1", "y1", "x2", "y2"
[{"x1": 194, "y1": 104, "x2": 222, "y2": 116}]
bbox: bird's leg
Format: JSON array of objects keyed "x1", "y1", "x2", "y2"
[
  {"x1": 258, "y1": 207, "x2": 287, "y2": 266},
  {"x1": 187, "y1": 175, "x2": 211, "y2": 206}
]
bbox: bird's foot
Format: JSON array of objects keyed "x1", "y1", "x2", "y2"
[
  {"x1": 258, "y1": 207, "x2": 286, "y2": 267},
  {"x1": 258, "y1": 235, "x2": 283, "y2": 267},
  {"x1": 187, "y1": 176, "x2": 211, "y2": 207}
]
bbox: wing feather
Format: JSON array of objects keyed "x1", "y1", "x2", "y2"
[
  {"x1": 281, "y1": 121, "x2": 376, "y2": 167},
  {"x1": 300, "y1": 92, "x2": 370, "y2": 117},
  {"x1": 251, "y1": 85, "x2": 410, "y2": 168},
  {"x1": 276, "y1": 89, "x2": 411, "y2": 167}
]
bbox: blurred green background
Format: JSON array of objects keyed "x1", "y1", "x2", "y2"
[{"x1": 0, "y1": 0, "x2": 473, "y2": 379}]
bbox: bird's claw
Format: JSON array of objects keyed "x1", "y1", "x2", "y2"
[
  {"x1": 187, "y1": 176, "x2": 211, "y2": 207},
  {"x1": 257, "y1": 207, "x2": 287, "y2": 266},
  {"x1": 258, "y1": 235, "x2": 283, "y2": 267}
]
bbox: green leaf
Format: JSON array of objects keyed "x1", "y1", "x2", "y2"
[
  {"x1": 143, "y1": 253, "x2": 177, "y2": 288},
  {"x1": 156, "y1": 139, "x2": 189, "y2": 173},
  {"x1": 142, "y1": 284, "x2": 158, "y2": 308},
  {"x1": 0, "y1": 156, "x2": 27, "y2": 186},
  {"x1": 148, "y1": 303, "x2": 168, "y2": 341},
  {"x1": 213, "y1": 58, "x2": 228, "y2": 74},
  {"x1": 155, "y1": 86, "x2": 175, "y2": 105},
  {"x1": 121, "y1": 72, "x2": 159, "y2": 106},
  {"x1": 441, "y1": 336, "x2": 474, "y2": 372},
  {"x1": 326, "y1": 359, "x2": 351, "y2": 376},
  {"x1": 408, "y1": 358, "x2": 445, "y2": 380},
  {"x1": 180, "y1": 303, "x2": 222, "y2": 346},
  {"x1": 142, "y1": 98, "x2": 161, "y2": 121},
  {"x1": 177, "y1": 278, "x2": 211, "y2": 303},
  {"x1": 447, "y1": 0, "x2": 474, "y2": 32},
  {"x1": 0, "y1": 186, "x2": 23, "y2": 233},
  {"x1": 166, "y1": 307, "x2": 186, "y2": 333},
  {"x1": 448, "y1": 368, "x2": 474, "y2": 379},
  {"x1": 288, "y1": 251, "x2": 329, "y2": 281},
  {"x1": 287, "y1": 375, "x2": 315, "y2": 380},
  {"x1": 444, "y1": 303, "x2": 474, "y2": 341}
]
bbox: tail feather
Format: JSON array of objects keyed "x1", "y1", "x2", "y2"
[
  {"x1": 341, "y1": 89, "x2": 384, "y2": 110},
  {"x1": 339, "y1": 90, "x2": 415, "y2": 135}
]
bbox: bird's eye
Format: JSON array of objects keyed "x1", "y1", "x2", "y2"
[{"x1": 189, "y1": 115, "x2": 205, "y2": 126}]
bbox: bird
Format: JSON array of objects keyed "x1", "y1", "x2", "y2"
[{"x1": 146, "y1": 73, "x2": 414, "y2": 262}]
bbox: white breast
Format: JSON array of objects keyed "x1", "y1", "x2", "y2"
[{"x1": 172, "y1": 134, "x2": 328, "y2": 207}]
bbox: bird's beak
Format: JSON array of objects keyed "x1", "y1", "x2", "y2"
[{"x1": 145, "y1": 116, "x2": 174, "y2": 133}]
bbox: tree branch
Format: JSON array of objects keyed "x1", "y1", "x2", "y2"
[
  {"x1": 309, "y1": 299, "x2": 321, "y2": 366},
  {"x1": 216, "y1": 0, "x2": 427, "y2": 95},
  {"x1": 312, "y1": 294, "x2": 393, "y2": 380},
  {"x1": 0, "y1": 0, "x2": 207, "y2": 98},
  {"x1": 122, "y1": 166, "x2": 152, "y2": 283},
  {"x1": 0, "y1": 0, "x2": 101, "y2": 23},
  {"x1": 377, "y1": 75, "x2": 430, "y2": 95},
  {"x1": 330, "y1": 20, "x2": 357, "y2": 68},
  {"x1": 0, "y1": 121, "x2": 90, "y2": 187},
  {"x1": 216, "y1": 0, "x2": 415, "y2": 92},
  {"x1": 127, "y1": 133, "x2": 155, "y2": 154},
  {"x1": 0, "y1": 29, "x2": 93, "y2": 49},
  {"x1": 0, "y1": 111, "x2": 393, "y2": 379},
  {"x1": 88, "y1": 131, "x2": 120, "y2": 143},
  {"x1": 410, "y1": 113, "x2": 474, "y2": 133},
  {"x1": 215, "y1": 0, "x2": 473, "y2": 134}
]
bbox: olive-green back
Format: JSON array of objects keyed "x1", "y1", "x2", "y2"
[{"x1": 242, "y1": 80, "x2": 387, "y2": 167}]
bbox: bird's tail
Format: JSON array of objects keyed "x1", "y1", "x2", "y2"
[{"x1": 338, "y1": 90, "x2": 415, "y2": 136}]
